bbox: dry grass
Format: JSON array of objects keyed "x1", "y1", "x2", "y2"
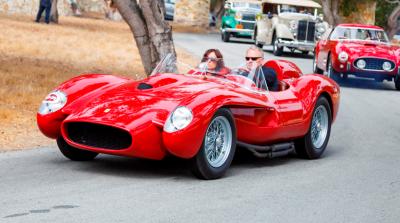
[{"x1": 0, "y1": 14, "x2": 197, "y2": 151}]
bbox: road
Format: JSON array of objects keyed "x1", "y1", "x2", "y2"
[{"x1": 1, "y1": 33, "x2": 399, "y2": 223}]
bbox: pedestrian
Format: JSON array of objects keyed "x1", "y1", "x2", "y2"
[{"x1": 36, "y1": 0, "x2": 52, "y2": 24}]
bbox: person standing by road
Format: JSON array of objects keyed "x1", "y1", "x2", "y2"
[{"x1": 36, "y1": 0, "x2": 52, "y2": 24}]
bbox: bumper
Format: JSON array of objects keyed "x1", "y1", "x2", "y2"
[
  {"x1": 221, "y1": 28, "x2": 253, "y2": 36},
  {"x1": 278, "y1": 40, "x2": 315, "y2": 51},
  {"x1": 332, "y1": 60, "x2": 398, "y2": 80}
]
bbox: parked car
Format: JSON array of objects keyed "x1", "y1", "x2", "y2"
[
  {"x1": 221, "y1": 0, "x2": 261, "y2": 42},
  {"x1": 314, "y1": 23, "x2": 400, "y2": 90},
  {"x1": 254, "y1": 0, "x2": 329, "y2": 56},
  {"x1": 37, "y1": 54, "x2": 340, "y2": 179}
]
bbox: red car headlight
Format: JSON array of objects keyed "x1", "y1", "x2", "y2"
[
  {"x1": 38, "y1": 90, "x2": 67, "y2": 115},
  {"x1": 338, "y1": 52, "x2": 349, "y2": 63}
]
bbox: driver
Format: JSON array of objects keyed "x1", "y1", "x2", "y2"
[{"x1": 243, "y1": 46, "x2": 279, "y2": 91}]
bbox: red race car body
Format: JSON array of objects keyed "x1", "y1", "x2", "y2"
[
  {"x1": 37, "y1": 55, "x2": 340, "y2": 179},
  {"x1": 314, "y1": 23, "x2": 400, "y2": 90}
]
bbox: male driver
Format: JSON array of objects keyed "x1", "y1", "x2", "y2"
[
  {"x1": 36, "y1": 0, "x2": 52, "y2": 24},
  {"x1": 244, "y1": 46, "x2": 279, "y2": 91}
]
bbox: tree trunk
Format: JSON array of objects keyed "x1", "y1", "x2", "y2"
[
  {"x1": 50, "y1": 0, "x2": 59, "y2": 23},
  {"x1": 387, "y1": 4, "x2": 400, "y2": 39},
  {"x1": 113, "y1": 0, "x2": 176, "y2": 75},
  {"x1": 320, "y1": 0, "x2": 341, "y2": 26}
]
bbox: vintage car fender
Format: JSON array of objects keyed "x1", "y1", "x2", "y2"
[
  {"x1": 274, "y1": 23, "x2": 294, "y2": 42},
  {"x1": 37, "y1": 74, "x2": 129, "y2": 139}
]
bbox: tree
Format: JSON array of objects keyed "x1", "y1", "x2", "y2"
[
  {"x1": 50, "y1": 0, "x2": 59, "y2": 23},
  {"x1": 320, "y1": 0, "x2": 341, "y2": 26},
  {"x1": 385, "y1": 0, "x2": 400, "y2": 38},
  {"x1": 113, "y1": 0, "x2": 176, "y2": 75}
]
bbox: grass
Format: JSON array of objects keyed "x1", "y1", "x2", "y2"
[{"x1": 0, "y1": 14, "x2": 197, "y2": 151}]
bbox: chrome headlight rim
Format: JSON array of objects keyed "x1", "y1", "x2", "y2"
[
  {"x1": 38, "y1": 90, "x2": 68, "y2": 115},
  {"x1": 356, "y1": 59, "x2": 367, "y2": 69},
  {"x1": 338, "y1": 52, "x2": 349, "y2": 63},
  {"x1": 164, "y1": 106, "x2": 193, "y2": 133},
  {"x1": 382, "y1": 61, "x2": 392, "y2": 71}
]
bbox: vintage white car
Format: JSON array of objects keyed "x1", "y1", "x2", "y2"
[{"x1": 254, "y1": 0, "x2": 329, "y2": 56}]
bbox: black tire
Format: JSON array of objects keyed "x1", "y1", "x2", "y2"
[
  {"x1": 395, "y1": 75, "x2": 400, "y2": 91},
  {"x1": 327, "y1": 55, "x2": 339, "y2": 81},
  {"x1": 301, "y1": 51, "x2": 309, "y2": 55},
  {"x1": 254, "y1": 28, "x2": 264, "y2": 48},
  {"x1": 272, "y1": 34, "x2": 283, "y2": 56},
  {"x1": 295, "y1": 97, "x2": 332, "y2": 159},
  {"x1": 57, "y1": 137, "x2": 98, "y2": 161},
  {"x1": 222, "y1": 31, "x2": 230, "y2": 42},
  {"x1": 190, "y1": 108, "x2": 237, "y2": 180},
  {"x1": 313, "y1": 53, "x2": 323, "y2": 74}
]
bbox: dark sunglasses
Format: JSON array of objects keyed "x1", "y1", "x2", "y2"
[
  {"x1": 245, "y1": 57, "x2": 261, "y2": 61},
  {"x1": 204, "y1": 57, "x2": 221, "y2": 62}
]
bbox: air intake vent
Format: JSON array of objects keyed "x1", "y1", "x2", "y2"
[{"x1": 67, "y1": 122, "x2": 132, "y2": 150}]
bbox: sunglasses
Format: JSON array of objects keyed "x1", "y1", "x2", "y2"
[
  {"x1": 204, "y1": 57, "x2": 220, "y2": 62},
  {"x1": 245, "y1": 57, "x2": 262, "y2": 61}
]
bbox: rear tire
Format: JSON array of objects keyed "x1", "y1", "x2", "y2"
[
  {"x1": 57, "y1": 137, "x2": 98, "y2": 161},
  {"x1": 222, "y1": 31, "x2": 230, "y2": 42},
  {"x1": 295, "y1": 97, "x2": 332, "y2": 159},
  {"x1": 190, "y1": 108, "x2": 237, "y2": 180},
  {"x1": 313, "y1": 53, "x2": 323, "y2": 74}
]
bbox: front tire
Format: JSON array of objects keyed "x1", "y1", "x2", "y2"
[
  {"x1": 272, "y1": 34, "x2": 283, "y2": 56},
  {"x1": 190, "y1": 108, "x2": 237, "y2": 180},
  {"x1": 221, "y1": 31, "x2": 230, "y2": 42},
  {"x1": 395, "y1": 75, "x2": 400, "y2": 91},
  {"x1": 295, "y1": 97, "x2": 332, "y2": 159},
  {"x1": 327, "y1": 56, "x2": 339, "y2": 81},
  {"x1": 57, "y1": 137, "x2": 98, "y2": 161}
]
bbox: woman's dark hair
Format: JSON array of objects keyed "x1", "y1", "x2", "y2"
[{"x1": 201, "y1": 49, "x2": 225, "y2": 71}]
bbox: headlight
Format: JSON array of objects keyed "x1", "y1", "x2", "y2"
[
  {"x1": 164, "y1": 106, "x2": 193, "y2": 133},
  {"x1": 235, "y1": 12, "x2": 242, "y2": 20},
  {"x1": 382, "y1": 61, "x2": 392, "y2": 71},
  {"x1": 338, "y1": 52, "x2": 349, "y2": 63},
  {"x1": 357, "y1": 59, "x2": 366, "y2": 69},
  {"x1": 38, "y1": 90, "x2": 67, "y2": 115},
  {"x1": 317, "y1": 26, "x2": 326, "y2": 34}
]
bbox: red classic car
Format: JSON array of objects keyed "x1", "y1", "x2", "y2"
[
  {"x1": 37, "y1": 55, "x2": 340, "y2": 179},
  {"x1": 314, "y1": 23, "x2": 400, "y2": 90}
]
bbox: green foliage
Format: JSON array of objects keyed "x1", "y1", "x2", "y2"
[{"x1": 376, "y1": 0, "x2": 397, "y2": 28}]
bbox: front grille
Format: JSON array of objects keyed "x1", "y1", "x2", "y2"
[
  {"x1": 297, "y1": 20, "x2": 316, "y2": 41},
  {"x1": 242, "y1": 14, "x2": 256, "y2": 21},
  {"x1": 354, "y1": 58, "x2": 395, "y2": 71},
  {"x1": 242, "y1": 21, "x2": 255, "y2": 30},
  {"x1": 67, "y1": 122, "x2": 132, "y2": 150}
]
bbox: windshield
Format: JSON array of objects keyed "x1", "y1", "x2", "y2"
[
  {"x1": 232, "y1": 2, "x2": 261, "y2": 10},
  {"x1": 330, "y1": 27, "x2": 389, "y2": 43},
  {"x1": 280, "y1": 4, "x2": 314, "y2": 14},
  {"x1": 151, "y1": 54, "x2": 269, "y2": 93}
]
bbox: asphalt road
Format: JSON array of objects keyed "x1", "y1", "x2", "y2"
[{"x1": 1, "y1": 33, "x2": 400, "y2": 223}]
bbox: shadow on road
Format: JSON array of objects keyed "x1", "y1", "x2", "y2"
[{"x1": 336, "y1": 77, "x2": 396, "y2": 91}]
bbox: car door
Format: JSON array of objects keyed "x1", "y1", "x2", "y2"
[
  {"x1": 316, "y1": 28, "x2": 333, "y2": 71},
  {"x1": 269, "y1": 89, "x2": 303, "y2": 126}
]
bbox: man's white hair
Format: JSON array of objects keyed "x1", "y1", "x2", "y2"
[{"x1": 246, "y1": 46, "x2": 264, "y2": 58}]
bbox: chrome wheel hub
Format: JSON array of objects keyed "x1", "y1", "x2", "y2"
[
  {"x1": 205, "y1": 116, "x2": 232, "y2": 168},
  {"x1": 311, "y1": 105, "x2": 329, "y2": 149}
]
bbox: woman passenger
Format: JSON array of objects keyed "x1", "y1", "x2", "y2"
[{"x1": 200, "y1": 49, "x2": 230, "y2": 75}]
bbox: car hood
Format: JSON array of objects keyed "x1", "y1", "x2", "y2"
[
  {"x1": 338, "y1": 40, "x2": 397, "y2": 59},
  {"x1": 62, "y1": 73, "x2": 250, "y2": 128}
]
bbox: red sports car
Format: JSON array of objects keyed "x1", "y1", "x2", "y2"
[
  {"x1": 314, "y1": 23, "x2": 400, "y2": 90},
  {"x1": 37, "y1": 55, "x2": 340, "y2": 179}
]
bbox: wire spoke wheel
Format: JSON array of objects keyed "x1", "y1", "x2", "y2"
[{"x1": 204, "y1": 116, "x2": 232, "y2": 168}]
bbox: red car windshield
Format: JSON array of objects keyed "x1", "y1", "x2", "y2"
[{"x1": 330, "y1": 27, "x2": 389, "y2": 43}]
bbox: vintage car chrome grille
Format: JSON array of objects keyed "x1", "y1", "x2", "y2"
[
  {"x1": 297, "y1": 20, "x2": 316, "y2": 42},
  {"x1": 67, "y1": 122, "x2": 132, "y2": 150},
  {"x1": 354, "y1": 58, "x2": 395, "y2": 71},
  {"x1": 242, "y1": 21, "x2": 255, "y2": 30},
  {"x1": 242, "y1": 14, "x2": 256, "y2": 21}
]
